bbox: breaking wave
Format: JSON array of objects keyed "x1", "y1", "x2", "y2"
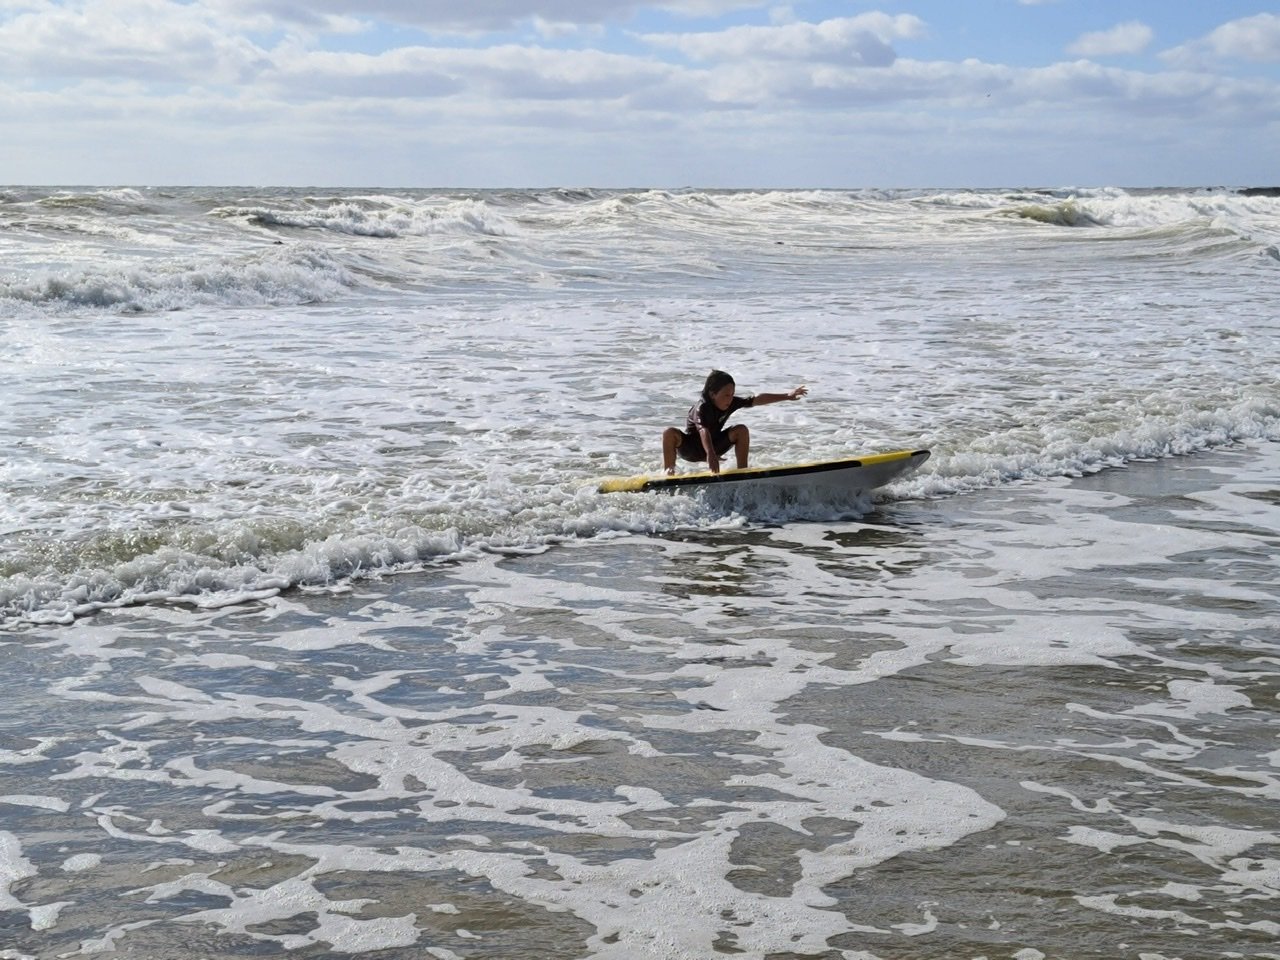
[
  {"x1": 0, "y1": 246, "x2": 358, "y2": 312},
  {"x1": 211, "y1": 198, "x2": 515, "y2": 238},
  {"x1": 4, "y1": 397, "x2": 1277, "y2": 628}
]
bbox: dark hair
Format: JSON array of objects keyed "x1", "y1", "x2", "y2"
[{"x1": 702, "y1": 369, "x2": 735, "y2": 401}]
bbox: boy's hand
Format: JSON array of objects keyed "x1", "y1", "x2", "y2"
[{"x1": 789, "y1": 385, "x2": 808, "y2": 400}]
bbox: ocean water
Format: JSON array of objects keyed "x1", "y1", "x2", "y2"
[{"x1": 1, "y1": 186, "x2": 1277, "y2": 958}]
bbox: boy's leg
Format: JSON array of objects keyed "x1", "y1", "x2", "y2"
[
  {"x1": 662, "y1": 427, "x2": 682, "y2": 474},
  {"x1": 728, "y1": 425, "x2": 750, "y2": 468}
]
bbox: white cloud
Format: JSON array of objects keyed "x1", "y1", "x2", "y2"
[
  {"x1": 641, "y1": 13, "x2": 925, "y2": 65},
  {"x1": 1200, "y1": 12, "x2": 1280, "y2": 62},
  {"x1": 267, "y1": 44, "x2": 683, "y2": 105},
  {"x1": 0, "y1": 0, "x2": 271, "y2": 84},
  {"x1": 768, "y1": 6, "x2": 796, "y2": 27},
  {"x1": 3, "y1": 2, "x2": 1278, "y2": 186},
  {"x1": 206, "y1": 0, "x2": 764, "y2": 34},
  {"x1": 533, "y1": 17, "x2": 605, "y2": 40},
  {"x1": 1066, "y1": 21, "x2": 1152, "y2": 58},
  {"x1": 2, "y1": 3, "x2": 1274, "y2": 126},
  {"x1": 1162, "y1": 13, "x2": 1280, "y2": 67}
]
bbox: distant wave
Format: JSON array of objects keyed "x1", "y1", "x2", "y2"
[
  {"x1": 948, "y1": 190, "x2": 1280, "y2": 263},
  {"x1": 0, "y1": 245, "x2": 357, "y2": 312},
  {"x1": 212, "y1": 198, "x2": 515, "y2": 239},
  {"x1": 986, "y1": 189, "x2": 1277, "y2": 232},
  {"x1": 32, "y1": 188, "x2": 155, "y2": 211},
  {"x1": 999, "y1": 199, "x2": 1100, "y2": 226}
]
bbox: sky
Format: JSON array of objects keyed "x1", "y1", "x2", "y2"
[{"x1": 1, "y1": 0, "x2": 1278, "y2": 187}]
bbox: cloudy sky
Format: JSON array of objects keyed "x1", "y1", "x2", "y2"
[{"x1": 3, "y1": 0, "x2": 1278, "y2": 187}]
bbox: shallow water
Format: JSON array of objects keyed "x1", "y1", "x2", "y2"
[{"x1": 2, "y1": 442, "x2": 1276, "y2": 959}]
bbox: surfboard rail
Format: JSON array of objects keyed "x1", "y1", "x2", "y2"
[{"x1": 598, "y1": 449, "x2": 930, "y2": 494}]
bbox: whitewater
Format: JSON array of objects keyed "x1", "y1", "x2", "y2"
[{"x1": 0, "y1": 185, "x2": 1277, "y2": 959}]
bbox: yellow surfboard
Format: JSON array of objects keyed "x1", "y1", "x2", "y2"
[{"x1": 599, "y1": 449, "x2": 930, "y2": 494}]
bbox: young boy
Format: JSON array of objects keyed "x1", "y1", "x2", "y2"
[{"x1": 662, "y1": 370, "x2": 808, "y2": 475}]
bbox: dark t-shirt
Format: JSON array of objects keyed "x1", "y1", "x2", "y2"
[{"x1": 686, "y1": 394, "x2": 754, "y2": 442}]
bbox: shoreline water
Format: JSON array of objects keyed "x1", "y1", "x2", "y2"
[{"x1": 1, "y1": 440, "x2": 1276, "y2": 958}]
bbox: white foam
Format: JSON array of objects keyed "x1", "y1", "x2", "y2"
[
  {"x1": 134, "y1": 874, "x2": 423, "y2": 954},
  {"x1": 0, "y1": 832, "x2": 65, "y2": 933},
  {"x1": 60, "y1": 854, "x2": 102, "y2": 873},
  {"x1": 0, "y1": 832, "x2": 36, "y2": 913},
  {"x1": 1128, "y1": 679, "x2": 1254, "y2": 719}
]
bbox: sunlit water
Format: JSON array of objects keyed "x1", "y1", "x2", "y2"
[{"x1": 1, "y1": 186, "x2": 1277, "y2": 958}]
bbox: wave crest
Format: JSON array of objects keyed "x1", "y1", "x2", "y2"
[
  {"x1": 0, "y1": 245, "x2": 357, "y2": 312},
  {"x1": 212, "y1": 198, "x2": 514, "y2": 238}
]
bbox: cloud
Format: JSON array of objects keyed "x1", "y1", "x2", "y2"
[
  {"x1": 1066, "y1": 21, "x2": 1152, "y2": 58},
  {"x1": 3, "y1": 2, "x2": 1279, "y2": 187},
  {"x1": 641, "y1": 13, "x2": 925, "y2": 65},
  {"x1": 0, "y1": 0, "x2": 270, "y2": 84},
  {"x1": 1198, "y1": 12, "x2": 1280, "y2": 62},
  {"x1": 532, "y1": 17, "x2": 606, "y2": 40},
  {"x1": 267, "y1": 44, "x2": 682, "y2": 104},
  {"x1": 267, "y1": 50, "x2": 463, "y2": 100},
  {"x1": 3, "y1": 3, "x2": 1274, "y2": 126},
  {"x1": 206, "y1": 0, "x2": 764, "y2": 34},
  {"x1": 738, "y1": 55, "x2": 1280, "y2": 126},
  {"x1": 1162, "y1": 13, "x2": 1280, "y2": 66}
]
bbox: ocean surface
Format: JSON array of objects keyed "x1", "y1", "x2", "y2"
[{"x1": 1, "y1": 185, "x2": 1277, "y2": 959}]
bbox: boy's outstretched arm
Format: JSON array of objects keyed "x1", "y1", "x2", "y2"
[{"x1": 753, "y1": 385, "x2": 808, "y2": 406}]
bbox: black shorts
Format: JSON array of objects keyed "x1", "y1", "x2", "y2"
[{"x1": 676, "y1": 430, "x2": 733, "y2": 462}]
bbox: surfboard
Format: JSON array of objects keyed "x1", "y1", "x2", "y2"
[{"x1": 599, "y1": 449, "x2": 930, "y2": 495}]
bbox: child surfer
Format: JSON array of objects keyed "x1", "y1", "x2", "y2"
[{"x1": 662, "y1": 370, "x2": 808, "y2": 475}]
